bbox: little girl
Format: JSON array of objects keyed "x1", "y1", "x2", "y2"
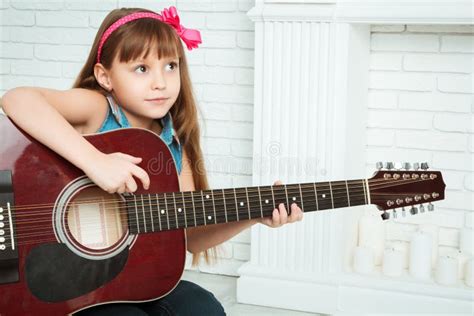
[{"x1": 2, "y1": 6, "x2": 303, "y2": 316}]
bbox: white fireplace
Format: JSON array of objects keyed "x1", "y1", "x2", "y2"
[{"x1": 236, "y1": 0, "x2": 473, "y2": 314}]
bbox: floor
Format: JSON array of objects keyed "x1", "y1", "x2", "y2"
[{"x1": 182, "y1": 270, "x2": 321, "y2": 316}]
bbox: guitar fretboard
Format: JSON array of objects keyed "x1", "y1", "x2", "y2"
[{"x1": 124, "y1": 179, "x2": 370, "y2": 234}]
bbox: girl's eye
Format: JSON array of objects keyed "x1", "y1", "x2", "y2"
[
  {"x1": 135, "y1": 65, "x2": 147, "y2": 73},
  {"x1": 166, "y1": 62, "x2": 178, "y2": 71}
]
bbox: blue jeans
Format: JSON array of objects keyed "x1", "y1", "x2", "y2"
[{"x1": 75, "y1": 280, "x2": 226, "y2": 316}]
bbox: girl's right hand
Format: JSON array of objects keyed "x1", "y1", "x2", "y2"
[{"x1": 82, "y1": 152, "x2": 150, "y2": 194}]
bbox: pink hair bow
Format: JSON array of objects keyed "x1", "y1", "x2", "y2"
[{"x1": 161, "y1": 6, "x2": 201, "y2": 50}]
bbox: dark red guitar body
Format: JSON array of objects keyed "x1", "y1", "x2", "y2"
[{"x1": 0, "y1": 115, "x2": 186, "y2": 315}]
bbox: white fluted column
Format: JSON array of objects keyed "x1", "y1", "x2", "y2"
[{"x1": 237, "y1": 1, "x2": 369, "y2": 314}]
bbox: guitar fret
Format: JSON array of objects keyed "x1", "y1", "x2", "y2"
[
  {"x1": 190, "y1": 191, "x2": 197, "y2": 226},
  {"x1": 286, "y1": 184, "x2": 301, "y2": 214},
  {"x1": 211, "y1": 190, "x2": 217, "y2": 224},
  {"x1": 345, "y1": 180, "x2": 351, "y2": 207},
  {"x1": 272, "y1": 184, "x2": 287, "y2": 212},
  {"x1": 222, "y1": 189, "x2": 228, "y2": 223},
  {"x1": 259, "y1": 185, "x2": 274, "y2": 217},
  {"x1": 270, "y1": 185, "x2": 275, "y2": 210},
  {"x1": 181, "y1": 192, "x2": 187, "y2": 228},
  {"x1": 233, "y1": 188, "x2": 239, "y2": 221},
  {"x1": 200, "y1": 191, "x2": 207, "y2": 225},
  {"x1": 173, "y1": 192, "x2": 179, "y2": 229},
  {"x1": 257, "y1": 186, "x2": 263, "y2": 218},
  {"x1": 332, "y1": 181, "x2": 349, "y2": 208},
  {"x1": 328, "y1": 182, "x2": 335, "y2": 209},
  {"x1": 284, "y1": 184, "x2": 290, "y2": 214},
  {"x1": 141, "y1": 195, "x2": 147, "y2": 233},
  {"x1": 298, "y1": 183, "x2": 304, "y2": 211},
  {"x1": 245, "y1": 187, "x2": 251, "y2": 220},
  {"x1": 361, "y1": 179, "x2": 367, "y2": 205},
  {"x1": 133, "y1": 195, "x2": 140, "y2": 233},
  {"x1": 315, "y1": 182, "x2": 332, "y2": 210},
  {"x1": 364, "y1": 179, "x2": 371, "y2": 204},
  {"x1": 148, "y1": 194, "x2": 154, "y2": 232},
  {"x1": 164, "y1": 193, "x2": 170, "y2": 230},
  {"x1": 155, "y1": 193, "x2": 162, "y2": 231},
  {"x1": 313, "y1": 182, "x2": 319, "y2": 210}
]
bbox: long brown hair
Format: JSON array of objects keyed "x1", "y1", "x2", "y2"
[{"x1": 72, "y1": 7, "x2": 214, "y2": 265}]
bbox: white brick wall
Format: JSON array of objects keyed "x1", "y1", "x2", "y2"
[
  {"x1": 0, "y1": 0, "x2": 255, "y2": 276},
  {"x1": 368, "y1": 25, "x2": 474, "y2": 255}
]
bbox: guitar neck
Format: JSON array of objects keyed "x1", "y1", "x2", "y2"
[{"x1": 124, "y1": 179, "x2": 370, "y2": 234}]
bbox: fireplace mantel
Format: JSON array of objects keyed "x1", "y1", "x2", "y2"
[{"x1": 248, "y1": 0, "x2": 474, "y2": 25}]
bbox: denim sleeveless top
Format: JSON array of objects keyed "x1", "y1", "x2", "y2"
[{"x1": 97, "y1": 94, "x2": 182, "y2": 174}]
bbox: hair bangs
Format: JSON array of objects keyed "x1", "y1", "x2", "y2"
[{"x1": 116, "y1": 19, "x2": 182, "y2": 64}]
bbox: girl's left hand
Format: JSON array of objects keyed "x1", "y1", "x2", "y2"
[{"x1": 258, "y1": 180, "x2": 304, "y2": 228}]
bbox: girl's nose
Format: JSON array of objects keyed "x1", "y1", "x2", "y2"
[{"x1": 152, "y1": 71, "x2": 166, "y2": 90}]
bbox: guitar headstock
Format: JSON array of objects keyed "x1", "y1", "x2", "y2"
[{"x1": 369, "y1": 162, "x2": 446, "y2": 221}]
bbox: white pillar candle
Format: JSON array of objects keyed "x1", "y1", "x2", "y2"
[
  {"x1": 459, "y1": 228, "x2": 473, "y2": 256},
  {"x1": 358, "y1": 212, "x2": 385, "y2": 265},
  {"x1": 451, "y1": 250, "x2": 469, "y2": 280},
  {"x1": 465, "y1": 258, "x2": 474, "y2": 287},
  {"x1": 419, "y1": 224, "x2": 439, "y2": 267},
  {"x1": 353, "y1": 246, "x2": 374, "y2": 275},
  {"x1": 383, "y1": 248, "x2": 404, "y2": 277},
  {"x1": 386, "y1": 240, "x2": 409, "y2": 268},
  {"x1": 435, "y1": 255, "x2": 458, "y2": 286},
  {"x1": 409, "y1": 231, "x2": 433, "y2": 280}
]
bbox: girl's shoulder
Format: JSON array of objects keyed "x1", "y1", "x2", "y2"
[{"x1": 37, "y1": 87, "x2": 109, "y2": 134}]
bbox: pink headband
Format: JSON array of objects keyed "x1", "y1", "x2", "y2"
[{"x1": 96, "y1": 6, "x2": 201, "y2": 64}]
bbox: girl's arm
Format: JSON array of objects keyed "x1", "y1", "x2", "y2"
[
  {"x1": 2, "y1": 87, "x2": 150, "y2": 193},
  {"x1": 180, "y1": 150, "x2": 303, "y2": 254},
  {"x1": 2, "y1": 87, "x2": 107, "y2": 170}
]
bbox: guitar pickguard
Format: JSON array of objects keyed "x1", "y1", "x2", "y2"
[{"x1": 25, "y1": 243, "x2": 128, "y2": 302}]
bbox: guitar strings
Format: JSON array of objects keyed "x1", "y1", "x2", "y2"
[
  {"x1": 2, "y1": 176, "x2": 431, "y2": 215},
  {"x1": 7, "y1": 177, "x2": 426, "y2": 223}
]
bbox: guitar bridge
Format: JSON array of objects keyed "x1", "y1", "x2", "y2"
[{"x1": 0, "y1": 170, "x2": 18, "y2": 284}]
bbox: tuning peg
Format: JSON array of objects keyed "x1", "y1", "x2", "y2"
[
  {"x1": 428, "y1": 203, "x2": 434, "y2": 211},
  {"x1": 419, "y1": 204, "x2": 425, "y2": 213},
  {"x1": 410, "y1": 206, "x2": 418, "y2": 215},
  {"x1": 392, "y1": 209, "x2": 398, "y2": 219},
  {"x1": 402, "y1": 207, "x2": 407, "y2": 217},
  {"x1": 403, "y1": 162, "x2": 411, "y2": 170},
  {"x1": 413, "y1": 163, "x2": 420, "y2": 170},
  {"x1": 385, "y1": 162, "x2": 394, "y2": 170},
  {"x1": 376, "y1": 161, "x2": 384, "y2": 170},
  {"x1": 421, "y1": 162, "x2": 429, "y2": 170},
  {"x1": 381, "y1": 211, "x2": 390, "y2": 220}
]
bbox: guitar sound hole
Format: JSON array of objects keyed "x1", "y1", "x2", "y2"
[{"x1": 66, "y1": 187, "x2": 128, "y2": 252}]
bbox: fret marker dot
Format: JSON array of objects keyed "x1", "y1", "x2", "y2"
[
  {"x1": 292, "y1": 197, "x2": 296, "y2": 201},
  {"x1": 265, "y1": 199, "x2": 269, "y2": 204},
  {"x1": 322, "y1": 194, "x2": 326, "y2": 198},
  {"x1": 207, "y1": 215, "x2": 212, "y2": 220},
  {"x1": 178, "y1": 208, "x2": 182, "y2": 213},
  {"x1": 240, "y1": 202, "x2": 244, "y2": 207},
  {"x1": 206, "y1": 194, "x2": 210, "y2": 199},
  {"x1": 161, "y1": 210, "x2": 165, "y2": 214}
]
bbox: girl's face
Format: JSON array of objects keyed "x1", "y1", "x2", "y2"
[{"x1": 106, "y1": 50, "x2": 181, "y2": 128}]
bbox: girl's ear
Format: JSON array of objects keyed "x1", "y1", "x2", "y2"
[{"x1": 94, "y1": 63, "x2": 113, "y2": 92}]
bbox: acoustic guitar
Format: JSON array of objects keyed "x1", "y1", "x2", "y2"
[{"x1": 0, "y1": 114, "x2": 446, "y2": 315}]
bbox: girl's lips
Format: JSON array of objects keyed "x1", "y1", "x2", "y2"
[{"x1": 147, "y1": 98, "x2": 169, "y2": 105}]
